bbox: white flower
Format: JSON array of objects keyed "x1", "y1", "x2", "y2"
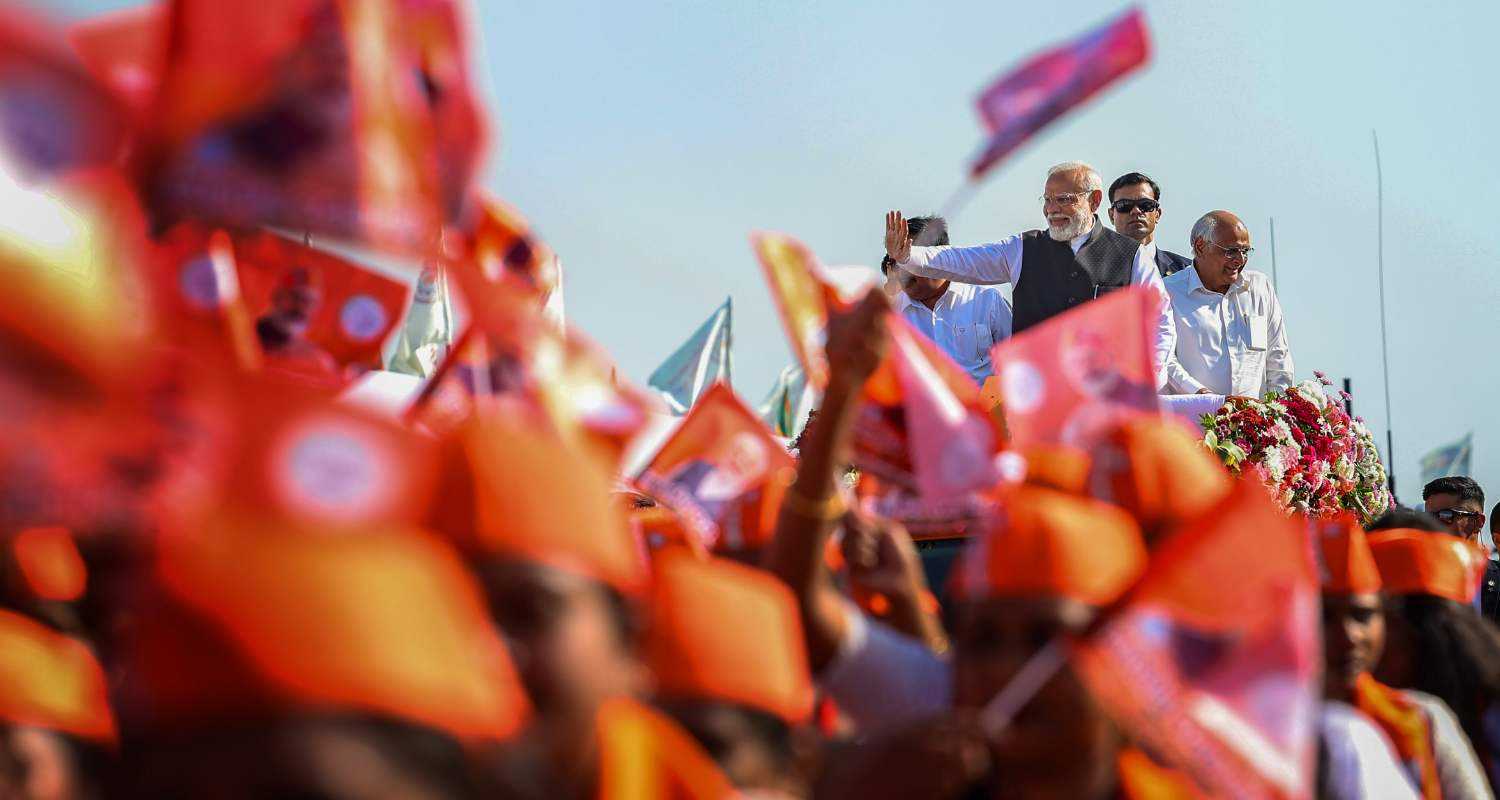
[
  {"x1": 1296, "y1": 380, "x2": 1332, "y2": 409},
  {"x1": 1269, "y1": 420, "x2": 1294, "y2": 445},
  {"x1": 1264, "y1": 449, "x2": 1287, "y2": 483}
]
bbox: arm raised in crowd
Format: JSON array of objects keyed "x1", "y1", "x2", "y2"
[
  {"x1": 763, "y1": 289, "x2": 890, "y2": 672},
  {"x1": 885, "y1": 210, "x2": 1020, "y2": 286}
]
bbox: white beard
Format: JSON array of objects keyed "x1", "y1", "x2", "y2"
[{"x1": 1047, "y1": 211, "x2": 1093, "y2": 242}]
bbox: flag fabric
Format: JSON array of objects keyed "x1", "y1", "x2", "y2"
[
  {"x1": 970, "y1": 7, "x2": 1150, "y2": 178},
  {"x1": 636, "y1": 383, "x2": 794, "y2": 554},
  {"x1": 0, "y1": 10, "x2": 130, "y2": 184},
  {"x1": 752, "y1": 231, "x2": 836, "y2": 390},
  {"x1": 988, "y1": 286, "x2": 1159, "y2": 450},
  {"x1": 1418, "y1": 433, "x2": 1473, "y2": 487},
  {"x1": 68, "y1": 3, "x2": 168, "y2": 117},
  {"x1": 140, "y1": 0, "x2": 486, "y2": 253},
  {"x1": 851, "y1": 314, "x2": 1006, "y2": 534},
  {"x1": 1071, "y1": 478, "x2": 1321, "y2": 799},
  {"x1": 596, "y1": 698, "x2": 735, "y2": 800},
  {"x1": 648, "y1": 298, "x2": 734, "y2": 415},
  {"x1": 757, "y1": 363, "x2": 815, "y2": 440},
  {"x1": 0, "y1": 610, "x2": 115, "y2": 742},
  {"x1": 150, "y1": 223, "x2": 264, "y2": 372}
]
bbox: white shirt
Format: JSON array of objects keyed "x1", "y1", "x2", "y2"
[
  {"x1": 1163, "y1": 267, "x2": 1294, "y2": 397},
  {"x1": 893, "y1": 281, "x2": 1013, "y2": 384},
  {"x1": 896, "y1": 222, "x2": 1177, "y2": 391},
  {"x1": 819, "y1": 606, "x2": 950, "y2": 733},
  {"x1": 1320, "y1": 702, "x2": 1421, "y2": 800}
]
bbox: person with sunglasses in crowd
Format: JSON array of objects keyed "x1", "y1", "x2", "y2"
[
  {"x1": 1422, "y1": 476, "x2": 1500, "y2": 620},
  {"x1": 1106, "y1": 172, "x2": 1192, "y2": 278},
  {"x1": 1162, "y1": 210, "x2": 1296, "y2": 398}
]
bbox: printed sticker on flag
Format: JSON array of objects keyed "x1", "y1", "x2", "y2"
[
  {"x1": 989, "y1": 286, "x2": 1159, "y2": 450},
  {"x1": 637, "y1": 384, "x2": 794, "y2": 554}
]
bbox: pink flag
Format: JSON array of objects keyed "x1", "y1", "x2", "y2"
[
  {"x1": 988, "y1": 286, "x2": 1158, "y2": 450},
  {"x1": 971, "y1": 7, "x2": 1150, "y2": 178},
  {"x1": 1071, "y1": 479, "x2": 1321, "y2": 798}
]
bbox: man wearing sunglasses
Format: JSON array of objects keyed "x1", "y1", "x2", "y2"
[
  {"x1": 883, "y1": 161, "x2": 1176, "y2": 390},
  {"x1": 1163, "y1": 210, "x2": 1295, "y2": 397},
  {"x1": 1422, "y1": 476, "x2": 1498, "y2": 619},
  {"x1": 1106, "y1": 172, "x2": 1191, "y2": 278}
]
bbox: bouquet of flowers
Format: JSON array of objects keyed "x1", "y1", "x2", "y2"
[{"x1": 1201, "y1": 373, "x2": 1393, "y2": 525}]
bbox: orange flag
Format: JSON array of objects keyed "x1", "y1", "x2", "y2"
[
  {"x1": 68, "y1": 3, "x2": 168, "y2": 117},
  {"x1": 140, "y1": 0, "x2": 485, "y2": 253},
  {"x1": 1071, "y1": 479, "x2": 1320, "y2": 798},
  {"x1": 10, "y1": 527, "x2": 87, "y2": 603},
  {"x1": 149, "y1": 223, "x2": 263, "y2": 371},
  {"x1": 989, "y1": 286, "x2": 1159, "y2": 449},
  {"x1": 0, "y1": 610, "x2": 114, "y2": 742},
  {"x1": 636, "y1": 383, "x2": 795, "y2": 554},
  {"x1": 751, "y1": 231, "x2": 836, "y2": 390}
]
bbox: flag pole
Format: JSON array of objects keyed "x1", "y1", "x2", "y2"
[
  {"x1": 1268, "y1": 217, "x2": 1279, "y2": 287},
  {"x1": 937, "y1": 178, "x2": 981, "y2": 224},
  {"x1": 1373, "y1": 129, "x2": 1396, "y2": 498}
]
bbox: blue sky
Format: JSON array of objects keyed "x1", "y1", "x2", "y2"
[{"x1": 51, "y1": 0, "x2": 1500, "y2": 504}]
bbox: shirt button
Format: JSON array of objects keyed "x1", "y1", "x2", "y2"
[{"x1": 1068, "y1": 298, "x2": 1078, "y2": 306}]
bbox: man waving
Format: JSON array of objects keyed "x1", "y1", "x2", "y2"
[{"x1": 884, "y1": 161, "x2": 1175, "y2": 390}]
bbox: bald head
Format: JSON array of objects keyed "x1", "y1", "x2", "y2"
[{"x1": 1190, "y1": 211, "x2": 1253, "y2": 293}]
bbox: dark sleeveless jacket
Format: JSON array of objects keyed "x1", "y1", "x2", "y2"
[{"x1": 1012, "y1": 218, "x2": 1139, "y2": 334}]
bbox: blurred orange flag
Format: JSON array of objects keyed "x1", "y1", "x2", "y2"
[
  {"x1": 11, "y1": 526, "x2": 87, "y2": 603},
  {"x1": 149, "y1": 223, "x2": 264, "y2": 372},
  {"x1": 597, "y1": 698, "x2": 735, "y2": 800},
  {"x1": 139, "y1": 0, "x2": 486, "y2": 253},
  {"x1": 637, "y1": 383, "x2": 795, "y2": 554},
  {"x1": 68, "y1": 3, "x2": 167, "y2": 117},
  {"x1": 0, "y1": 610, "x2": 115, "y2": 742},
  {"x1": 751, "y1": 231, "x2": 835, "y2": 390}
]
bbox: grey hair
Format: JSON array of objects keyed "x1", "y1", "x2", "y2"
[
  {"x1": 1046, "y1": 161, "x2": 1103, "y2": 193},
  {"x1": 1190, "y1": 213, "x2": 1220, "y2": 245}
]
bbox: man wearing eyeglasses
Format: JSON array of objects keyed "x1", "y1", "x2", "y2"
[
  {"x1": 1163, "y1": 210, "x2": 1295, "y2": 397},
  {"x1": 883, "y1": 161, "x2": 1175, "y2": 390},
  {"x1": 1106, "y1": 172, "x2": 1191, "y2": 278}
]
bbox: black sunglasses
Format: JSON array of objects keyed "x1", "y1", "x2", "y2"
[
  {"x1": 1434, "y1": 508, "x2": 1484, "y2": 524},
  {"x1": 1110, "y1": 198, "x2": 1160, "y2": 214}
]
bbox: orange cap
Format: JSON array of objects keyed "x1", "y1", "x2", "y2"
[
  {"x1": 1367, "y1": 529, "x2": 1487, "y2": 604},
  {"x1": 1315, "y1": 516, "x2": 1382, "y2": 595},
  {"x1": 597, "y1": 697, "x2": 735, "y2": 800},
  {"x1": 0, "y1": 610, "x2": 114, "y2": 742},
  {"x1": 441, "y1": 417, "x2": 647, "y2": 594},
  {"x1": 645, "y1": 552, "x2": 814, "y2": 724},
  {"x1": 950, "y1": 486, "x2": 1147, "y2": 606},
  {"x1": 135, "y1": 515, "x2": 530, "y2": 742},
  {"x1": 1088, "y1": 418, "x2": 1231, "y2": 534},
  {"x1": 1018, "y1": 444, "x2": 1092, "y2": 494},
  {"x1": 11, "y1": 526, "x2": 87, "y2": 602}
]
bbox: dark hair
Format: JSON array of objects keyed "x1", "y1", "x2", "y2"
[
  {"x1": 1384, "y1": 594, "x2": 1500, "y2": 761},
  {"x1": 1491, "y1": 502, "x2": 1500, "y2": 533},
  {"x1": 656, "y1": 699, "x2": 797, "y2": 778},
  {"x1": 1366, "y1": 507, "x2": 1448, "y2": 533},
  {"x1": 1424, "y1": 476, "x2": 1485, "y2": 507},
  {"x1": 1108, "y1": 172, "x2": 1161, "y2": 203},
  {"x1": 882, "y1": 216, "x2": 950, "y2": 274}
]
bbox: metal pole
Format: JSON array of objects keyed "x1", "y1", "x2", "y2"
[
  {"x1": 1373, "y1": 130, "x2": 1397, "y2": 497},
  {"x1": 1342, "y1": 378, "x2": 1353, "y2": 417},
  {"x1": 1268, "y1": 217, "x2": 1279, "y2": 287}
]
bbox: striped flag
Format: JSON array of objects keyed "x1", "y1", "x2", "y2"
[
  {"x1": 648, "y1": 298, "x2": 733, "y2": 415},
  {"x1": 1419, "y1": 434, "x2": 1473, "y2": 487}
]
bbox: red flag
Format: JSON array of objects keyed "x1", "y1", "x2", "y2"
[
  {"x1": 1071, "y1": 479, "x2": 1321, "y2": 798},
  {"x1": 636, "y1": 383, "x2": 794, "y2": 554},
  {"x1": 149, "y1": 223, "x2": 264, "y2": 371},
  {"x1": 970, "y1": 7, "x2": 1150, "y2": 178},
  {"x1": 0, "y1": 9, "x2": 130, "y2": 183},
  {"x1": 988, "y1": 286, "x2": 1159, "y2": 450},
  {"x1": 458, "y1": 192, "x2": 559, "y2": 305},
  {"x1": 68, "y1": 3, "x2": 168, "y2": 117},
  {"x1": 407, "y1": 279, "x2": 651, "y2": 462},
  {"x1": 233, "y1": 232, "x2": 409, "y2": 374},
  {"x1": 141, "y1": 0, "x2": 486, "y2": 253}
]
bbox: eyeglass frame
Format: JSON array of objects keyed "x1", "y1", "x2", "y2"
[
  {"x1": 1202, "y1": 241, "x2": 1255, "y2": 261},
  {"x1": 1038, "y1": 192, "x2": 1094, "y2": 207},
  {"x1": 1433, "y1": 507, "x2": 1485, "y2": 524}
]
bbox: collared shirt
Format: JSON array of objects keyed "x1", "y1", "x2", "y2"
[
  {"x1": 1163, "y1": 267, "x2": 1294, "y2": 397},
  {"x1": 893, "y1": 281, "x2": 1013, "y2": 384},
  {"x1": 895, "y1": 220, "x2": 1177, "y2": 391}
]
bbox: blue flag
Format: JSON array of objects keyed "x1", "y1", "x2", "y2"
[
  {"x1": 648, "y1": 298, "x2": 733, "y2": 415},
  {"x1": 1419, "y1": 433, "x2": 1473, "y2": 487}
]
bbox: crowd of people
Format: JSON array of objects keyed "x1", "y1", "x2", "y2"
[{"x1": 3, "y1": 2, "x2": 1499, "y2": 799}]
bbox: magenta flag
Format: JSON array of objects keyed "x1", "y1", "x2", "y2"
[{"x1": 970, "y1": 7, "x2": 1150, "y2": 178}]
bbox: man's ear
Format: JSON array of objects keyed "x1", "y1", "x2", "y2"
[
  {"x1": 1088, "y1": 189, "x2": 1103, "y2": 213},
  {"x1": 1190, "y1": 238, "x2": 1205, "y2": 258}
]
